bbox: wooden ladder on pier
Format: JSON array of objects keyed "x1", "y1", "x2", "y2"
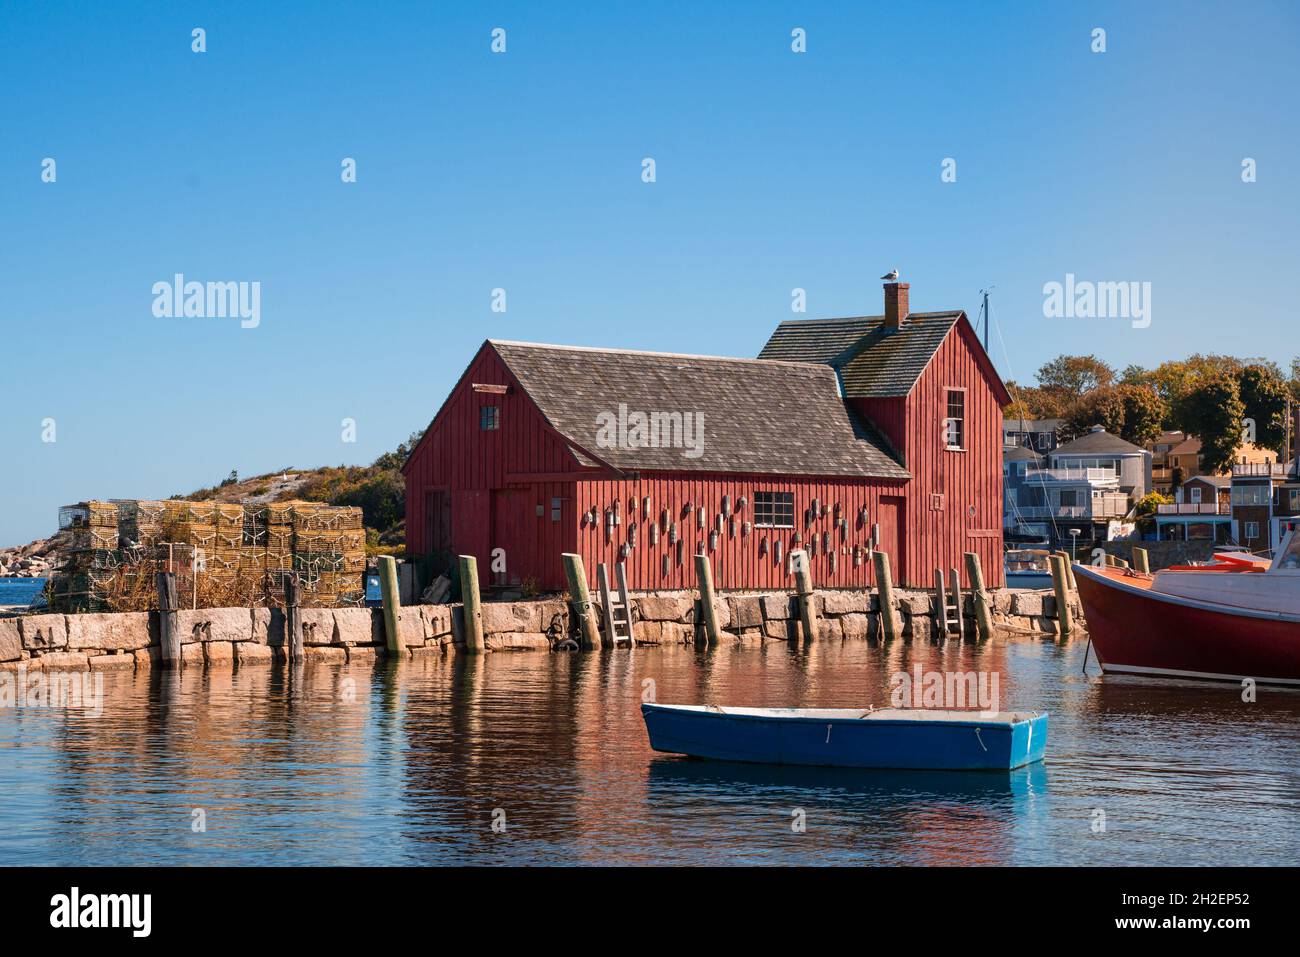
[
  {"x1": 597, "y1": 563, "x2": 635, "y2": 646},
  {"x1": 934, "y1": 568, "x2": 966, "y2": 638}
]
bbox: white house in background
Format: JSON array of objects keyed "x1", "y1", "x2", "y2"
[
  {"x1": 1050, "y1": 426, "x2": 1151, "y2": 500},
  {"x1": 1007, "y1": 426, "x2": 1150, "y2": 547}
]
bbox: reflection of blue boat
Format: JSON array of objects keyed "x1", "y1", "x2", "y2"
[
  {"x1": 642, "y1": 704, "x2": 1048, "y2": 771},
  {"x1": 647, "y1": 754, "x2": 1044, "y2": 800}
]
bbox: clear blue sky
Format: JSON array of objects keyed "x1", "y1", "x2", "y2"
[{"x1": 2, "y1": 0, "x2": 1298, "y2": 546}]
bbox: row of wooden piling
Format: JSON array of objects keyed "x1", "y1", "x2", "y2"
[
  {"x1": 378, "y1": 548, "x2": 1002, "y2": 652},
  {"x1": 1044, "y1": 545, "x2": 1147, "y2": 641},
  {"x1": 1044, "y1": 546, "x2": 1142, "y2": 638},
  {"x1": 151, "y1": 543, "x2": 1034, "y2": 667}
]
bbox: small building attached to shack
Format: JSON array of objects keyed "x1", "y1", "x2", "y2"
[{"x1": 402, "y1": 281, "x2": 1011, "y2": 592}]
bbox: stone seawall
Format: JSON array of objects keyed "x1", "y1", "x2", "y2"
[{"x1": 0, "y1": 587, "x2": 1082, "y2": 672}]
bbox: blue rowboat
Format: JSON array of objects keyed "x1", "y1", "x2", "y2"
[{"x1": 642, "y1": 704, "x2": 1048, "y2": 771}]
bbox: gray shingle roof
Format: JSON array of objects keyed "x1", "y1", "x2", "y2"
[
  {"x1": 1004, "y1": 446, "x2": 1044, "y2": 463},
  {"x1": 490, "y1": 340, "x2": 909, "y2": 479},
  {"x1": 757, "y1": 312, "x2": 961, "y2": 398},
  {"x1": 1054, "y1": 427, "x2": 1148, "y2": 456}
]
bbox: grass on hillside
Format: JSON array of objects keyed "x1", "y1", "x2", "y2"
[{"x1": 177, "y1": 431, "x2": 424, "y2": 557}]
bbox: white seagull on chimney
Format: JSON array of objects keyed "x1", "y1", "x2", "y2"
[{"x1": 881, "y1": 268, "x2": 899, "y2": 281}]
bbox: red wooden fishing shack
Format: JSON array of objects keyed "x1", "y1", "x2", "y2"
[{"x1": 402, "y1": 282, "x2": 1011, "y2": 591}]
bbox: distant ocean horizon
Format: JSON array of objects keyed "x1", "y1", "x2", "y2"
[{"x1": 0, "y1": 577, "x2": 46, "y2": 606}]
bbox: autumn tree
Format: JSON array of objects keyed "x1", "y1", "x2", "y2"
[
  {"x1": 1159, "y1": 354, "x2": 1246, "y2": 429},
  {"x1": 1238, "y1": 364, "x2": 1289, "y2": 454},
  {"x1": 1063, "y1": 387, "x2": 1125, "y2": 441},
  {"x1": 1036, "y1": 355, "x2": 1116, "y2": 398},
  {"x1": 1116, "y1": 383, "x2": 1168, "y2": 446},
  {"x1": 1062, "y1": 383, "x2": 1167, "y2": 446},
  {"x1": 1119, "y1": 364, "x2": 1153, "y2": 387},
  {"x1": 1003, "y1": 382, "x2": 1069, "y2": 420},
  {"x1": 1177, "y1": 375, "x2": 1247, "y2": 474}
]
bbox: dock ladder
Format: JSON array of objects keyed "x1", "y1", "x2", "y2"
[
  {"x1": 597, "y1": 562, "x2": 636, "y2": 646},
  {"x1": 934, "y1": 568, "x2": 966, "y2": 638}
]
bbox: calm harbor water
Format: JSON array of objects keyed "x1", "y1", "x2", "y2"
[
  {"x1": 0, "y1": 577, "x2": 46, "y2": 607},
  {"x1": 1, "y1": 637, "x2": 1296, "y2": 866}
]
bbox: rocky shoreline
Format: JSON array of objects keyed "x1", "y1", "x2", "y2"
[{"x1": 0, "y1": 535, "x2": 61, "y2": 579}]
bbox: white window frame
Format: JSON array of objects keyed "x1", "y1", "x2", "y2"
[
  {"x1": 944, "y1": 389, "x2": 966, "y2": 451},
  {"x1": 754, "y1": 491, "x2": 795, "y2": 529}
]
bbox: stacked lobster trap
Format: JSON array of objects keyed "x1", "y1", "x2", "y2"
[{"x1": 51, "y1": 499, "x2": 366, "y2": 611}]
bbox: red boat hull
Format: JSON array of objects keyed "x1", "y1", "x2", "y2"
[{"x1": 1073, "y1": 564, "x2": 1300, "y2": 686}]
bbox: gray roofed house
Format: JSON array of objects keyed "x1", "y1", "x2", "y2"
[
  {"x1": 1048, "y1": 425, "x2": 1153, "y2": 506},
  {"x1": 1052, "y1": 425, "x2": 1148, "y2": 456},
  {"x1": 489, "y1": 340, "x2": 910, "y2": 479},
  {"x1": 1004, "y1": 417, "x2": 1066, "y2": 453}
]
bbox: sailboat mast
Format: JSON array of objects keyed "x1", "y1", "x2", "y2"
[{"x1": 981, "y1": 289, "x2": 990, "y2": 351}]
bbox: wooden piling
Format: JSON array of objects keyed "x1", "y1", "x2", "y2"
[
  {"x1": 950, "y1": 567, "x2": 966, "y2": 638},
  {"x1": 1133, "y1": 547, "x2": 1150, "y2": 574},
  {"x1": 964, "y1": 552, "x2": 993, "y2": 641},
  {"x1": 872, "y1": 550, "x2": 899, "y2": 643},
  {"x1": 694, "y1": 553, "x2": 723, "y2": 646},
  {"x1": 1056, "y1": 550, "x2": 1077, "y2": 590},
  {"x1": 561, "y1": 553, "x2": 602, "y2": 650},
  {"x1": 1050, "y1": 554, "x2": 1074, "y2": 637},
  {"x1": 934, "y1": 568, "x2": 950, "y2": 636},
  {"x1": 156, "y1": 572, "x2": 180, "y2": 668},
  {"x1": 378, "y1": 555, "x2": 403, "y2": 655},
  {"x1": 791, "y1": 549, "x2": 818, "y2": 641},
  {"x1": 284, "y1": 572, "x2": 304, "y2": 662},
  {"x1": 459, "y1": 554, "x2": 486, "y2": 653}
]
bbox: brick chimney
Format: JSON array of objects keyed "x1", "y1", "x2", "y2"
[{"x1": 884, "y1": 282, "x2": 910, "y2": 329}]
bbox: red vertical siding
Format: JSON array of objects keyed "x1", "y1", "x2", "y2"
[
  {"x1": 853, "y1": 396, "x2": 906, "y2": 457},
  {"x1": 403, "y1": 344, "x2": 581, "y2": 590},
  {"x1": 898, "y1": 320, "x2": 1005, "y2": 588},
  {"x1": 574, "y1": 473, "x2": 906, "y2": 591}
]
